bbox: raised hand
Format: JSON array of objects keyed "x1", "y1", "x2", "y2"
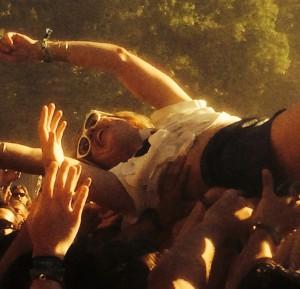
[
  {"x1": 0, "y1": 32, "x2": 41, "y2": 63},
  {"x1": 203, "y1": 189, "x2": 254, "y2": 239},
  {"x1": 252, "y1": 169, "x2": 300, "y2": 239},
  {"x1": 27, "y1": 160, "x2": 91, "y2": 259},
  {"x1": 38, "y1": 103, "x2": 67, "y2": 168},
  {"x1": 0, "y1": 169, "x2": 21, "y2": 186}
]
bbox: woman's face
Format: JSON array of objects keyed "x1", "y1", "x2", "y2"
[{"x1": 86, "y1": 116, "x2": 141, "y2": 169}]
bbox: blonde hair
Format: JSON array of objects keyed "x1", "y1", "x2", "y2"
[{"x1": 112, "y1": 110, "x2": 154, "y2": 129}]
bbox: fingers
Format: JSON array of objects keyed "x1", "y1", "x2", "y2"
[
  {"x1": 39, "y1": 103, "x2": 66, "y2": 145},
  {"x1": 56, "y1": 121, "x2": 67, "y2": 145},
  {"x1": 65, "y1": 165, "x2": 82, "y2": 195},
  {"x1": 47, "y1": 103, "x2": 55, "y2": 131},
  {"x1": 50, "y1": 110, "x2": 63, "y2": 132},
  {"x1": 42, "y1": 161, "x2": 59, "y2": 200},
  {"x1": 54, "y1": 161, "x2": 69, "y2": 201},
  {"x1": 52, "y1": 161, "x2": 88, "y2": 210},
  {"x1": 38, "y1": 105, "x2": 48, "y2": 144},
  {"x1": 261, "y1": 169, "x2": 275, "y2": 199},
  {"x1": 73, "y1": 185, "x2": 89, "y2": 216}
]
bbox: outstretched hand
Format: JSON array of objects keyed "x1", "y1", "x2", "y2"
[
  {"x1": 27, "y1": 160, "x2": 91, "y2": 259},
  {"x1": 252, "y1": 169, "x2": 300, "y2": 239},
  {"x1": 0, "y1": 32, "x2": 41, "y2": 63},
  {"x1": 203, "y1": 189, "x2": 254, "y2": 239},
  {"x1": 0, "y1": 169, "x2": 21, "y2": 186},
  {"x1": 38, "y1": 103, "x2": 67, "y2": 168}
]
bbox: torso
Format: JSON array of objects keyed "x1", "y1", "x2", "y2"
[{"x1": 184, "y1": 119, "x2": 239, "y2": 200}]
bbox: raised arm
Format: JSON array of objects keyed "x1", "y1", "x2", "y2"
[
  {"x1": 0, "y1": 32, "x2": 192, "y2": 108},
  {"x1": 149, "y1": 189, "x2": 254, "y2": 289}
]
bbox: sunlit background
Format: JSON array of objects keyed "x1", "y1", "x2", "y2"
[{"x1": 0, "y1": 0, "x2": 299, "y2": 156}]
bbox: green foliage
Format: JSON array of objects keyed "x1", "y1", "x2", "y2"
[{"x1": 0, "y1": 0, "x2": 298, "y2": 152}]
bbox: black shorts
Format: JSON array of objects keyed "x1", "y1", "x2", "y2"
[{"x1": 201, "y1": 110, "x2": 285, "y2": 197}]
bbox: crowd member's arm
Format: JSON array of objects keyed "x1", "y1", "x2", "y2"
[
  {"x1": 38, "y1": 103, "x2": 135, "y2": 214},
  {"x1": 226, "y1": 169, "x2": 300, "y2": 289},
  {"x1": 0, "y1": 142, "x2": 43, "y2": 175},
  {"x1": 148, "y1": 190, "x2": 253, "y2": 289},
  {"x1": 0, "y1": 32, "x2": 192, "y2": 108},
  {"x1": 28, "y1": 160, "x2": 90, "y2": 289},
  {"x1": 0, "y1": 225, "x2": 32, "y2": 281},
  {"x1": 0, "y1": 102, "x2": 135, "y2": 216}
]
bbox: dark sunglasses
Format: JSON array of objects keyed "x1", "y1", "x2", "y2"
[{"x1": 12, "y1": 191, "x2": 26, "y2": 198}]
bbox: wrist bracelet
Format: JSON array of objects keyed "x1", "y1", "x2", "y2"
[
  {"x1": 252, "y1": 222, "x2": 281, "y2": 245},
  {"x1": 30, "y1": 256, "x2": 65, "y2": 286},
  {"x1": 40, "y1": 28, "x2": 53, "y2": 63}
]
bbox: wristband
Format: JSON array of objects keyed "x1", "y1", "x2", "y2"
[
  {"x1": 40, "y1": 28, "x2": 53, "y2": 63},
  {"x1": 30, "y1": 256, "x2": 65, "y2": 286}
]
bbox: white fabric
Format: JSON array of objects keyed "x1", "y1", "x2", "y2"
[{"x1": 110, "y1": 100, "x2": 240, "y2": 223}]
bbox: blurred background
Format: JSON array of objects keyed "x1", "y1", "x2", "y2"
[{"x1": 0, "y1": 0, "x2": 299, "y2": 157}]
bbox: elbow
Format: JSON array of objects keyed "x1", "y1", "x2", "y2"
[
  {"x1": 112, "y1": 46, "x2": 132, "y2": 74},
  {"x1": 116, "y1": 46, "x2": 129, "y2": 63}
]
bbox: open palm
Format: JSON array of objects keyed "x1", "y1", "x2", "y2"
[{"x1": 38, "y1": 103, "x2": 67, "y2": 168}]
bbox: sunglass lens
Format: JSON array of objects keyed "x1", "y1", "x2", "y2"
[
  {"x1": 85, "y1": 113, "x2": 99, "y2": 129},
  {"x1": 78, "y1": 137, "x2": 90, "y2": 156},
  {"x1": 13, "y1": 192, "x2": 25, "y2": 198}
]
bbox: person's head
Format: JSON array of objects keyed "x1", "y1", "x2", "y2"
[
  {"x1": 0, "y1": 206, "x2": 17, "y2": 237},
  {"x1": 76, "y1": 110, "x2": 154, "y2": 169},
  {"x1": 8, "y1": 199, "x2": 29, "y2": 229},
  {"x1": 10, "y1": 185, "x2": 31, "y2": 207}
]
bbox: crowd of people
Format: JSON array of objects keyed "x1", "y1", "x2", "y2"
[{"x1": 0, "y1": 31, "x2": 299, "y2": 288}]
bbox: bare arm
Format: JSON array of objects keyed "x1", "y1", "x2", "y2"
[
  {"x1": 0, "y1": 141, "x2": 134, "y2": 214},
  {"x1": 0, "y1": 142, "x2": 43, "y2": 175},
  {"x1": 0, "y1": 32, "x2": 192, "y2": 108},
  {"x1": 226, "y1": 229, "x2": 274, "y2": 289},
  {"x1": 149, "y1": 190, "x2": 254, "y2": 289}
]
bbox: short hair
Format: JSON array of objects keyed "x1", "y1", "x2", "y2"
[{"x1": 112, "y1": 110, "x2": 154, "y2": 129}]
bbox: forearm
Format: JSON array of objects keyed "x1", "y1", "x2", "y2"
[
  {"x1": 226, "y1": 229, "x2": 274, "y2": 289},
  {"x1": 0, "y1": 142, "x2": 44, "y2": 175},
  {"x1": 0, "y1": 226, "x2": 32, "y2": 280},
  {"x1": 78, "y1": 162, "x2": 135, "y2": 214},
  {"x1": 46, "y1": 40, "x2": 191, "y2": 108}
]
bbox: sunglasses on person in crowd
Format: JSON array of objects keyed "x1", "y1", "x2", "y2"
[
  {"x1": 12, "y1": 191, "x2": 26, "y2": 199},
  {"x1": 76, "y1": 110, "x2": 116, "y2": 159}
]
